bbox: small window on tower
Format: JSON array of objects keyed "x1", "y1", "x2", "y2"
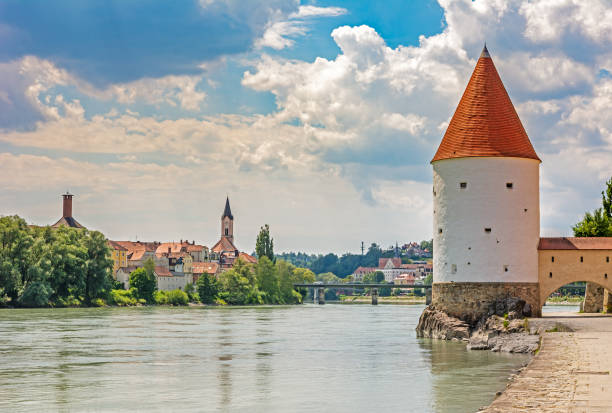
[
  {"x1": 438, "y1": 228, "x2": 443, "y2": 234},
  {"x1": 503, "y1": 265, "x2": 509, "y2": 272},
  {"x1": 225, "y1": 228, "x2": 229, "y2": 236},
  {"x1": 506, "y1": 182, "x2": 513, "y2": 189},
  {"x1": 484, "y1": 228, "x2": 492, "y2": 233},
  {"x1": 459, "y1": 182, "x2": 467, "y2": 189},
  {"x1": 552, "y1": 256, "x2": 555, "y2": 263},
  {"x1": 549, "y1": 272, "x2": 553, "y2": 278},
  {"x1": 607, "y1": 257, "x2": 610, "y2": 263},
  {"x1": 580, "y1": 256, "x2": 584, "y2": 263}
]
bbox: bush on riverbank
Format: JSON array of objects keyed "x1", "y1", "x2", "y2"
[
  {"x1": 110, "y1": 288, "x2": 143, "y2": 306},
  {"x1": 0, "y1": 215, "x2": 114, "y2": 308},
  {"x1": 155, "y1": 289, "x2": 189, "y2": 306}
]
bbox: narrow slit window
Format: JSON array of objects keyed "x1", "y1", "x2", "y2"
[
  {"x1": 438, "y1": 228, "x2": 443, "y2": 234},
  {"x1": 459, "y1": 182, "x2": 467, "y2": 189},
  {"x1": 549, "y1": 272, "x2": 553, "y2": 278},
  {"x1": 551, "y1": 256, "x2": 554, "y2": 263},
  {"x1": 506, "y1": 182, "x2": 513, "y2": 189},
  {"x1": 484, "y1": 228, "x2": 492, "y2": 233},
  {"x1": 607, "y1": 257, "x2": 610, "y2": 263},
  {"x1": 580, "y1": 256, "x2": 584, "y2": 263},
  {"x1": 605, "y1": 273, "x2": 608, "y2": 279}
]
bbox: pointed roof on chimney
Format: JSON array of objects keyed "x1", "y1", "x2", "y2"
[
  {"x1": 432, "y1": 45, "x2": 540, "y2": 163},
  {"x1": 222, "y1": 196, "x2": 233, "y2": 220}
]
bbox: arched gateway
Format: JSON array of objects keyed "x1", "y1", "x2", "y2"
[{"x1": 429, "y1": 46, "x2": 612, "y2": 320}]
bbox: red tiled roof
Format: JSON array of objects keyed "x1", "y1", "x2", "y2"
[
  {"x1": 155, "y1": 242, "x2": 185, "y2": 256},
  {"x1": 192, "y1": 262, "x2": 219, "y2": 275},
  {"x1": 379, "y1": 258, "x2": 402, "y2": 268},
  {"x1": 238, "y1": 252, "x2": 257, "y2": 264},
  {"x1": 432, "y1": 46, "x2": 540, "y2": 163},
  {"x1": 538, "y1": 237, "x2": 612, "y2": 250},
  {"x1": 211, "y1": 237, "x2": 237, "y2": 253},
  {"x1": 108, "y1": 240, "x2": 128, "y2": 251},
  {"x1": 186, "y1": 244, "x2": 205, "y2": 252},
  {"x1": 154, "y1": 266, "x2": 173, "y2": 277}
]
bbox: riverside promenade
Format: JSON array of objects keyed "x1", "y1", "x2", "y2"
[{"x1": 483, "y1": 312, "x2": 612, "y2": 412}]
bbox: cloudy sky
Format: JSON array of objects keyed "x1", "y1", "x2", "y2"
[{"x1": 1, "y1": 0, "x2": 611, "y2": 254}]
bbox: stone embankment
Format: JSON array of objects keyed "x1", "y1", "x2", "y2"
[
  {"x1": 416, "y1": 297, "x2": 539, "y2": 353},
  {"x1": 482, "y1": 312, "x2": 612, "y2": 412}
]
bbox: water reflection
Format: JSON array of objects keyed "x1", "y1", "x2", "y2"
[{"x1": 0, "y1": 305, "x2": 529, "y2": 412}]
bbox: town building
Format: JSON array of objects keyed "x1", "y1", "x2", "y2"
[
  {"x1": 51, "y1": 192, "x2": 84, "y2": 228},
  {"x1": 108, "y1": 240, "x2": 128, "y2": 275},
  {"x1": 211, "y1": 197, "x2": 240, "y2": 270},
  {"x1": 192, "y1": 261, "x2": 219, "y2": 283},
  {"x1": 430, "y1": 45, "x2": 612, "y2": 319}
]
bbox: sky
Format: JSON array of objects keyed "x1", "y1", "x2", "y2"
[{"x1": 1, "y1": 0, "x2": 611, "y2": 254}]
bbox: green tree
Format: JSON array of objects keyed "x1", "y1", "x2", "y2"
[
  {"x1": 602, "y1": 177, "x2": 612, "y2": 218},
  {"x1": 129, "y1": 262, "x2": 157, "y2": 303},
  {"x1": 218, "y1": 258, "x2": 261, "y2": 305},
  {"x1": 82, "y1": 230, "x2": 113, "y2": 304},
  {"x1": 196, "y1": 273, "x2": 219, "y2": 304},
  {"x1": 255, "y1": 224, "x2": 274, "y2": 262},
  {"x1": 291, "y1": 266, "x2": 315, "y2": 302},
  {"x1": 424, "y1": 273, "x2": 433, "y2": 285},
  {"x1": 572, "y1": 208, "x2": 612, "y2": 237},
  {"x1": 0, "y1": 216, "x2": 34, "y2": 301},
  {"x1": 256, "y1": 256, "x2": 281, "y2": 303}
]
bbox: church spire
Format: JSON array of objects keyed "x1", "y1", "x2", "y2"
[{"x1": 222, "y1": 196, "x2": 233, "y2": 220}]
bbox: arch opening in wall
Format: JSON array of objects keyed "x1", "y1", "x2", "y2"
[{"x1": 540, "y1": 279, "x2": 612, "y2": 316}]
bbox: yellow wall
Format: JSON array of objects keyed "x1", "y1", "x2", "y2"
[
  {"x1": 111, "y1": 250, "x2": 128, "y2": 277},
  {"x1": 538, "y1": 249, "x2": 612, "y2": 304}
]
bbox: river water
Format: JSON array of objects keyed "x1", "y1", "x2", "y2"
[{"x1": 0, "y1": 304, "x2": 530, "y2": 413}]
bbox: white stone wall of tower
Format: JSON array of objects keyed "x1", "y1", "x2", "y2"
[{"x1": 433, "y1": 157, "x2": 540, "y2": 283}]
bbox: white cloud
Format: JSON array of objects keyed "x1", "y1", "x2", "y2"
[
  {"x1": 290, "y1": 5, "x2": 347, "y2": 18},
  {"x1": 255, "y1": 4, "x2": 347, "y2": 50},
  {"x1": 520, "y1": 0, "x2": 612, "y2": 44}
]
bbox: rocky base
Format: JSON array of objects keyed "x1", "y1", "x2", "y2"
[{"x1": 416, "y1": 297, "x2": 540, "y2": 354}]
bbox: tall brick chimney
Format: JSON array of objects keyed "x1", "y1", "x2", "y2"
[{"x1": 62, "y1": 192, "x2": 74, "y2": 218}]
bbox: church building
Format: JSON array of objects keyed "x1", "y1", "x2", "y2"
[{"x1": 211, "y1": 197, "x2": 240, "y2": 269}]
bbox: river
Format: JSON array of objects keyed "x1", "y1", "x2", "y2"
[{"x1": 0, "y1": 304, "x2": 530, "y2": 413}]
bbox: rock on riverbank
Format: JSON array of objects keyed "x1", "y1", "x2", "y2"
[{"x1": 416, "y1": 297, "x2": 540, "y2": 353}]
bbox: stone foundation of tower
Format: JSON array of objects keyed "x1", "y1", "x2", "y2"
[{"x1": 432, "y1": 282, "x2": 541, "y2": 324}]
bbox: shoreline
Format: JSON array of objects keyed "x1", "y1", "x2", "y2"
[{"x1": 481, "y1": 312, "x2": 612, "y2": 412}]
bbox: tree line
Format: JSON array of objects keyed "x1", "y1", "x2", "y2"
[{"x1": 0, "y1": 215, "x2": 113, "y2": 307}]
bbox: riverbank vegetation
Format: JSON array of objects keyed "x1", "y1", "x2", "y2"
[{"x1": 0, "y1": 215, "x2": 113, "y2": 307}]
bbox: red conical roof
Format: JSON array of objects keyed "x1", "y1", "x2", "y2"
[{"x1": 432, "y1": 46, "x2": 540, "y2": 163}]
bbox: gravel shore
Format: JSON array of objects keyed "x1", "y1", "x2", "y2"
[{"x1": 482, "y1": 312, "x2": 612, "y2": 412}]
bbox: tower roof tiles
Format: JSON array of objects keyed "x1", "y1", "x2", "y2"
[{"x1": 432, "y1": 46, "x2": 540, "y2": 163}]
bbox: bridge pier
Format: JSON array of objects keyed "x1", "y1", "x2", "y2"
[
  {"x1": 371, "y1": 288, "x2": 378, "y2": 305},
  {"x1": 318, "y1": 287, "x2": 325, "y2": 305}
]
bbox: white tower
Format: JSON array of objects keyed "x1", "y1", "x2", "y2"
[{"x1": 431, "y1": 46, "x2": 541, "y2": 318}]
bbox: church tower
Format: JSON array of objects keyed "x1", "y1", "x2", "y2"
[
  {"x1": 221, "y1": 196, "x2": 234, "y2": 243},
  {"x1": 431, "y1": 46, "x2": 542, "y2": 320}
]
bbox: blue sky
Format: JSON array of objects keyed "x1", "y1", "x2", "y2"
[{"x1": 1, "y1": 0, "x2": 611, "y2": 253}]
